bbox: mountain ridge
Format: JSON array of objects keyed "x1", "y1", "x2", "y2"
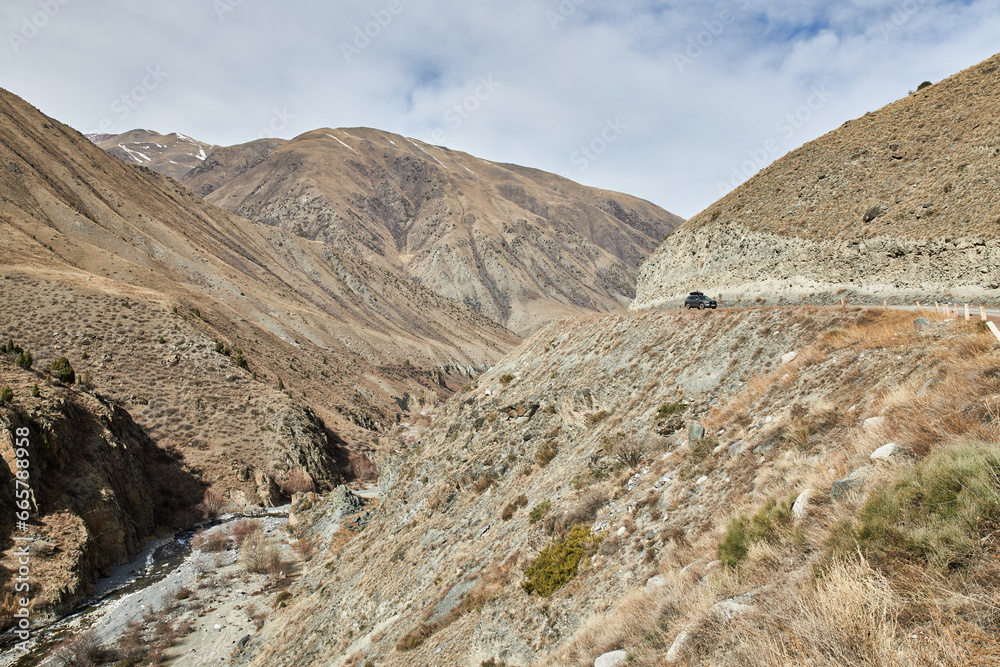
[
  {"x1": 632, "y1": 52, "x2": 1000, "y2": 311},
  {"x1": 92, "y1": 125, "x2": 684, "y2": 334}
]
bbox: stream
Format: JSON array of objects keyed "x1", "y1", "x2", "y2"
[{"x1": 3, "y1": 506, "x2": 290, "y2": 667}]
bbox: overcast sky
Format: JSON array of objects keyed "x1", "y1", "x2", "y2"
[{"x1": 1, "y1": 1, "x2": 998, "y2": 218}]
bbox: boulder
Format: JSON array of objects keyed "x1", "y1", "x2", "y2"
[
  {"x1": 594, "y1": 650, "x2": 628, "y2": 667},
  {"x1": 688, "y1": 422, "x2": 705, "y2": 443},
  {"x1": 792, "y1": 488, "x2": 813, "y2": 523},
  {"x1": 831, "y1": 466, "x2": 873, "y2": 500},
  {"x1": 913, "y1": 317, "x2": 931, "y2": 330},
  {"x1": 870, "y1": 443, "x2": 900, "y2": 461},
  {"x1": 329, "y1": 485, "x2": 364, "y2": 516},
  {"x1": 781, "y1": 351, "x2": 798, "y2": 364},
  {"x1": 712, "y1": 599, "x2": 754, "y2": 623},
  {"x1": 665, "y1": 629, "x2": 691, "y2": 663},
  {"x1": 728, "y1": 440, "x2": 746, "y2": 456},
  {"x1": 253, "y1": 470, "x2": 282, "y2": 507}
]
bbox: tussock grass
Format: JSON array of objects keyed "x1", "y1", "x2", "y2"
[
  {"x1": 544, "y1": 309, "x2": 1000, "y2": 667},
  {"x1": 827, "y1": 440, "x2": 1000, "y2": 572}
]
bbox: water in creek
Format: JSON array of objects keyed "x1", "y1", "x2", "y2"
[{"x1": 3, "y1": 508, "x2": 289, "y2": 667}]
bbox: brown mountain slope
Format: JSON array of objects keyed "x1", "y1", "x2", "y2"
[
  {"x1": 633, "y1": 53, "x2": 1000, "y2": 311},
  {"x1": 231, "y1": 305, "x2": 1000, "y2": 666},
  {"x1": 0, "y1": 87, "x2": 518, "y2": 511},
  {"x1": 93, "y1": 129, "x2": 215, "y2": 180},
  {"x1": 182, "y1": 128, "x2": 684, "y2": 333}
]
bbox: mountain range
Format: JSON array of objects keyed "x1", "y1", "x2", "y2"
[{"x1": 94, "y1": 127, "x2": 684, "y2": 334}]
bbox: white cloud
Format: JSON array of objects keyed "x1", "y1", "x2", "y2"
[{"x1": 0, "y1": 0, "x2": 997, "y2": 217}]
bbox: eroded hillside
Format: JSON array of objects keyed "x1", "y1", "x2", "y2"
[
  {"x1": 182, "y1": 127, "x2": 684, "y2": 333},
  {"x1": 633, "y1": 52, "x2": 1000, "y2": 311},
  {"x1": 222, "y1": 304, "x2": 999, "y2": 666}
]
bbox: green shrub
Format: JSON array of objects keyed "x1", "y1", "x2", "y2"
[
  {"x1": 826, "y1": 441, "x2": 1000, "y2": 571},
  {"x1": 78, "y1": 371, "x2": 93, "y2": 388},
  {"x1": 0, "y1": 386, "x2": 12, "y2": 403},
  {"x1": 528, "y1": 500, "x2": 551, "y2": 524},
  {"x1": 501, "y1": 495, "x2": 529, "y2": 521},
  {"x1": 718, "y1": 494, "x2": 796, "y2": 568},
  {"x1": 522, "y1": 525, "x2": 601, "y2": 597},
  {"x1": 917, "y1": 80, "x2": 932, "y2": 90},
  {"x1": 535, "y1": 441, "x2": 558, "y2": 467},
  {"x1": 50, "y1": 357, "x2": 75, "y2": 384},
  {"x1": 30, "y1": 384, "x2": 40, "y2": 398},
  {"x1": 499, "y1": 373, "x2": 514, "y2": 386},
  {"x1": 2, "y1": 338, "x2": 13, "y2": 354},
  {"x1": 586, "y1": 410, "x2": 611, "y2": 426},
  {"x1": 14, "y1": 350, "x2": 32, "y2": 369},
  {"x1": 657, "y1": 402, "x2": 685, "y2": 418},
  {"x1": 233, "y1": 349, "x2": 249, "y2": 370},
  {"x1": 158, "y1": 336, "x2": 166, "y2": 344}
]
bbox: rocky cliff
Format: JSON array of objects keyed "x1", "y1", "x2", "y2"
[
  {"x1": 632, "y1": 53, "x2": 1000, "y2": 311},
  {"x1": 0, "y1": 358, "x2": 200, "y2": 626}
]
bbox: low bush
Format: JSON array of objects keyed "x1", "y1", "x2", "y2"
[
  {"x1": 14, "y1": 350, "x2": 31, "y2": 369},
  {"x1": 499, "y1": 373, "x2": 515, "y2": 386},
  {"x1": 396, "y1": 622, "x2": 440, "y2": 651},
  {"x1": 0, "y1": 386, "x2": 12, "y2": 403},
  {"x1": 50, "y1": 357, "x2": 75, "y2": 384},
  {"x1": 586, "y1": 410, "x2": 611, "y2": 426},
  {"x1": 657, "y1": 402, "x2": 685, "y2": 418},
  {"x1": 523, "y1": 524, "x2": 601, "y2": 597},
  {"x1": 554, "y1": 489, "x2": 609, "y2": 536},
  {"x1": 240, "y1": 531, "x2": 281, "y2": 574},
  {"x1": 535, "y1": 441, "x2": 559, "y2": 467},
  {"x1": 826, "y1": 440, "x2": 1000, "y2": 571},
  {"x1": 718, "y1": 494, "x2": 796, "y2": 568},
  {"x1": 231, "y1": 519, "x2": 262, "y2": 546},
  {"x1": 501, "y1": 494, "x2": 528, "y2": 521},
  {"x1": 528, "y1": 500, "x2": 551, "y2": 524}
]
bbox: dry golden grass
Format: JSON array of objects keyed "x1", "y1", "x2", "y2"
[{"x1": 540, "y1": 310, "x2": 1000, "y2": 667}]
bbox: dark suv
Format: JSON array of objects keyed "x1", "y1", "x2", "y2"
[{"x1": 684, "y1": 291, "x2": 717, "y2": 310}]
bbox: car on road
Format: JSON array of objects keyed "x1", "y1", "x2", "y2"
[{"x1": 684, "y1": 291, "x2": 717, "y2": 310}]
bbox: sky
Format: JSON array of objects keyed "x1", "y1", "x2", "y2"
[{"x1": 1, "y1": 1, "x2": 998, "y2": 219}]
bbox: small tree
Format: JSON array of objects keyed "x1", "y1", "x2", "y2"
[
  {"x1": 0, "y1": 386, "x2": 13, "y2": 403},
  {"x1": 50, "y1": 357, "x2": 75, "y2": 384},
  {"x1": 30, "y1": 383, "x2": 40, "y2": 398},
  {"x1": 14, "y1": 350, "x2": 32, "y2": 369}
]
